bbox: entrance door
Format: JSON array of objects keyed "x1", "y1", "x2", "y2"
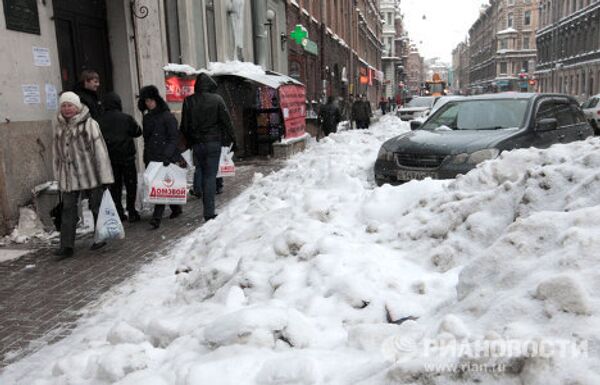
[{"x1": 53, "y1": 0, "x2": 112, "y2": 93}]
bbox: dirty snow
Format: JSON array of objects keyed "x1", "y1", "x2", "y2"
[{"x1": 2, "y1": 114, "x2": 600, "y2": 384}]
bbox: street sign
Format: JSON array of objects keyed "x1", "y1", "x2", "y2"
[{"x1": 290, "y1": 25, "x2": 308, "y2": 45}]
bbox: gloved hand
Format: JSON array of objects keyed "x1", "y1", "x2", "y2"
[
  {"x1": 163, "y1": 161, "x2": 170, "y2": 167},
  {"x1": 230, "y1": 142, "x2": 238, "y2": 153},
  {"x1": 102, "y1": 184, "x2": 111, "y2": 190},
  {"x1": 178, "y1": 158, "x2": 188, "y2": 168}
]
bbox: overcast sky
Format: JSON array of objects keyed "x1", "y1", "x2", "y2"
[{"x1": 400, "y1": 0, "x2": 489, "y2": 63}]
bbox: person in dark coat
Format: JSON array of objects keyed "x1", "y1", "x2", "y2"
[
  {"x1": 138, "y1": 85, "x2": 185, "y2": 229},
  {"x1": 353, "y1": 94, "x2": 372, "y2": 129},
  {"x1": 379, "y1": 96, "x2": 388, "y2": 115},
  {"x1": 180, "y1": 73, "x2": 236, "y2": 222},
  {"x1": 98, "y1": 92, "x2": 142, "y2": 222},
  {"x1": 73, "y1": 69, "x2": 103, "y2": 121},
  {"x1": 318, "y1": 96, "x2": 342, "y2": 138}
]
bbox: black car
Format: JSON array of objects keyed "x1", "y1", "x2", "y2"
[{"x1": 375, "y1": 93, "x2": 593, "y2": 186}]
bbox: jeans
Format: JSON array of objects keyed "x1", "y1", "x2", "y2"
[
  {"x1": 192, "y1": 141, "x2": 221, "y2": 219},
  {"x1": 60, "y1": 188, "x2": 103, "y2": 249},
  {"x1": 109, "y1": 160, "x2": 138, "y2": 218}
]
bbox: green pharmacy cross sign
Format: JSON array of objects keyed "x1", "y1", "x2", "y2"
[
  {"x1": 289, "y1": 24, "x2": 318, "y2": 56},
  {"x1": 290, "y1": 25, "x2": 308, "y2": 45}
]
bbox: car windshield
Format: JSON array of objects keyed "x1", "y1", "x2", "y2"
[
  {"x1": 582, "y1": 97, "x2": 599, "y2": 109},
  {"x1": 420, "y1": 99, "x2": 530, "y2": 130},
  {"x1": 407, "y1": 97, "x2": 435, "y2": 108}
]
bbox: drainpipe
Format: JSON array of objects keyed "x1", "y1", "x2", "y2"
[{"x1": 251, "y1": 0, "x2": 268, "y2": 69}]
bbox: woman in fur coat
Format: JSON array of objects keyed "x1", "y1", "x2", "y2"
[{"x1": 53, "y1": 91, "x2": 114, "y2": 260}]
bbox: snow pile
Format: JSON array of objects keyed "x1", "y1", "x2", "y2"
[{"x1": 2, "y1": 114, "x2": 600, "y2": 385}]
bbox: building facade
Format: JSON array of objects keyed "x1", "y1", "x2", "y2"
[
  {"x1": 452, "y1": 40, "x2": 470, "y2": 94},
  {"x1": 285, "y1": 0, "x2": 383, "y2": 109},
  {"x1": 0, "y1": 0, "x2": 283, "y2": 235},
  {"x1": 405, "y1": 45, "x2": 425, "y2": 96},
  {"x1": 536, "y1": 0, "x2": 600, "y2": 100},
  {"x1": 381, "y1": 0, "x2": 402, "y2": 98},
  {"x1": 469, "y1": 0, "x2": 538, "y2": 93}
]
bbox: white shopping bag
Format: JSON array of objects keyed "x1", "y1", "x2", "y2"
[
  {"x1": 216, "y1": 146, "x2": 235, "y2": 177},
  {"x1": 144, "y1": 161, "x2": 188, "y2": 205},
  {"x1": 134, "y1": 172, "x2": 145, "y2": 212},
  {"x1": 94, "y1": 189, "x2": 125, "y2": 243}
]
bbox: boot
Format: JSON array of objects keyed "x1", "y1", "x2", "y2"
[{"x1": 54, "y1": 247, "x2": 74, "y2": 261}]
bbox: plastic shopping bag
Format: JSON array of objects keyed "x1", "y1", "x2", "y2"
[
  {"x1": 144, "y1": 161, "x2": 188, "y2": 205},
  {"x1": 94, "y1": 189, "x2": 125, "y2": 243},
  {"x1": 216, "y1": 146, "x2": 235, "y2": 177}
]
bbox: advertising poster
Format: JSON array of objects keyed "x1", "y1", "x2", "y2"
[
  {"x1": 165, "y1": 76, "x2": 195, "y2": 102},
  {"x1": 278, "y1": 85, "x2": 306, "y2": 139}
]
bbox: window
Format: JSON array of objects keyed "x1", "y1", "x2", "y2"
[
  {"x1": 524, "y1": 11, "x2": 531, "y2": 25},
  {"x1": 499, "y1": 39, "x2": 508, "y2": 50},
  {"x1": 507, "y1": 13, "x2": 514, "y2": 28},
  {"x1": 522, "y1": 61, "x2": 529, "y2": 72},
  {"x1": 500, "y1": 62, "x2": 508, "y2": 74},
  {"x1": 523, "y1": 36, "x2": 530, "y2": 49},
  {"x1": 165, "y1": 0, "x2": 182, "y2": 63},
  {"x1": 555, "y1": 102, "x2": 576, "y2": 127},
  {"x1": 205, "y1": 0, "x2": 218, "y2": 62}
]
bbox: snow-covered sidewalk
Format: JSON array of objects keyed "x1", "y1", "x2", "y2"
[{"x1": 2, "y1": 115, "x2": 599, "y2": 385}]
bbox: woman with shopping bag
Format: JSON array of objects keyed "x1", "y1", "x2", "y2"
[
  {"x1": 138, "y1": 85, "x2": 187, "y2": 229},
  {"x1": 52, "y1": 92, "x2": 114, "y2": 260}
]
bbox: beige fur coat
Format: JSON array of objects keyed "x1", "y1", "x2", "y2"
[{"x1": 53, "y1": 105, "x2": 114, "y2": 192}]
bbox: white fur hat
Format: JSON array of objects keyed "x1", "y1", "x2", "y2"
[{"x1": 58, "y1": 91, "x2": 82, "y2": 111}]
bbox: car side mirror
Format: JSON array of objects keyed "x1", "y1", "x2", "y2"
[
  {"x1": 536, "y1": 117, "x2": 558, "y2": 131},
  {"x1": 410, "y1": 121, "x2": 422, "y2": 130}
]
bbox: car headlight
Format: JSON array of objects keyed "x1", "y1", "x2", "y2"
[
  {"x1": 377, "y1": 146, "x2": 395, "y2": 161},
  {"x1": 468, "y1": 149, "x2": 499, "y2": 164},
  {"x1": 449, "y1": 149, "x2": 499, "y2": 165}
]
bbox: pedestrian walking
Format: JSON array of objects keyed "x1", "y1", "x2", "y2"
[
  {"x1": 379, "y1": 96, "x2": 388, "y2": 115},
  {"x1": 318, "y1": 96, "x2": 342, "y2": 137},
  {"x1": 138, "y1": 85, "x2": 186, "y2": 229},
  {"x1": 98, "y1": 92, "x2": 142, "y2": 222},
  {"x1": 180, "y1": 73, "x2": 236, "y2": 222},
  {"x1": 354, "y1": 94, "x2": 372, "y2": 129},
  {"x1": 52, "y1": 92, "x2": 114, "y2": 260},
  {"x1": 73, "y1": 69, "x2": 103, "y2": 120}
]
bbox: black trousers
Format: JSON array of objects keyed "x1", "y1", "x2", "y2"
[
  {"x1": 60, "y1": 188, "x2": 103, "y2": 249},
  {"x1": 110, "y1": 160, "x2": 138, "y2": 217}
]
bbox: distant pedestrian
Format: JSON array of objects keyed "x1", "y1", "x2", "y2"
[
  {"x1": 180, "y1": 73, "x2": 236, "y2": 222},
  {"x1": 318, "y1": 96, "x2": 342, "y2": 137},
  {"x1": 52, "y1": 92, "x2": 114, "y2": 260},
  {"x1": 379, "y1": 96, "x2": 388, "y2": 115},
  {"x1": 138, "y1": 85, "x2": 186, "y2": 229},
  {"x1": 98, "y1": 92, "x2": 142, "y2": 222},
  {"x1": 354, "y1": 94, "x2": 372, "y2": 129},
  {"x1": 73, "y1": 69, "x2": 103, "y2": 121}
]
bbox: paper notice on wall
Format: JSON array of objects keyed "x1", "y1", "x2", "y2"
[
  {"x1": 45, "y1": 84, "x2": 58, "y2": 110},
  {"x1": 22, "y1": 84, "x2": 41, "y2": 104},
  {"x1": 33, "y1": 47, "x2": 51, "y2": 67}
]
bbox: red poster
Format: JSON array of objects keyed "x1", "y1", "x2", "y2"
[
  {"x1": 165, "y1": 76, "x2": 196, "y2": 102},
  {"x1": 278, "y1": 85, "x2": 306, "y2": 139}
]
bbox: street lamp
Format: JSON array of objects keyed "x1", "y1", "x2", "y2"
[{"x1": 265, "y1": 9, "x2": 275, "y2": 70}]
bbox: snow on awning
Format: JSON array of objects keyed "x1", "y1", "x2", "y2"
[{"x1": 213, "y1": 70, "x2": 303, "y2": 89}]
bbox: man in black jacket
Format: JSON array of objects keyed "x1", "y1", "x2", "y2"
[
  {"x1": 318, "y1": 96, "x2": 342, "y2": 138},
  {"x1": 73, "y1": 69, "x2": 103, "y2": 121},
  {"x1": 98, "y1": 92, "x2": 142, "y2": 222},
  {"x1": 180, "y1": 73, "x2": 236, "y2": 222}
]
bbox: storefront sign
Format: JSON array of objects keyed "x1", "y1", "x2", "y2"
[
  {"x1": 278, "y1": 85, "x2": 306, "y2": 139},
  {"x1": 165, "y1": 76, "x2": 195, "y2": 102},
  {"x1": 303, "y1": 39, "x2": 318, "y2": 56},
  {"x1": 359, "y1": 67, "x2": 368, "y2": 85}
]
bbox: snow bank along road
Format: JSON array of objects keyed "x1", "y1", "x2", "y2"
[{"x1": 2, "y1": 114, "x2": 599, "y2": 385}]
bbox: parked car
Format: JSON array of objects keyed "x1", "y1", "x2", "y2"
[
  {"x1": 375, "y1": 93, "x2": 593, "y2": 186},
  {"x1": 429, "y1": 95, "x2": 466, "y2": 115},
  {"x1": 396, "y1": 96, "x2": 439, "y2": 121},
  {"x1": 581, "y1": 93, "x2": 600, "y2": 134}
]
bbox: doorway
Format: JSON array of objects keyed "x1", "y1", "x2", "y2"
[{"x1": 53, "y1": 0, "x2": 113, "y2": 93}]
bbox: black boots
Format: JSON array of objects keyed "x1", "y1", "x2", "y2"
[{"x1": 53, "y1": 247, "x2": 74, "y2": 261}]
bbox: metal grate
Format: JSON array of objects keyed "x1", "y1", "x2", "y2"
[{"x1": 395, "y1": 153, "x2": 446, "y2": 169}]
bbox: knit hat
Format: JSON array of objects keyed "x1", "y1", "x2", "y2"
[{"x1": 59, "y1": 91, "x2": 82, "y2": 111}]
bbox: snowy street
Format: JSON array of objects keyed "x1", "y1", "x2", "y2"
[{"x1": 2, "y1": 114, "x2": 600, "y2": 384}]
